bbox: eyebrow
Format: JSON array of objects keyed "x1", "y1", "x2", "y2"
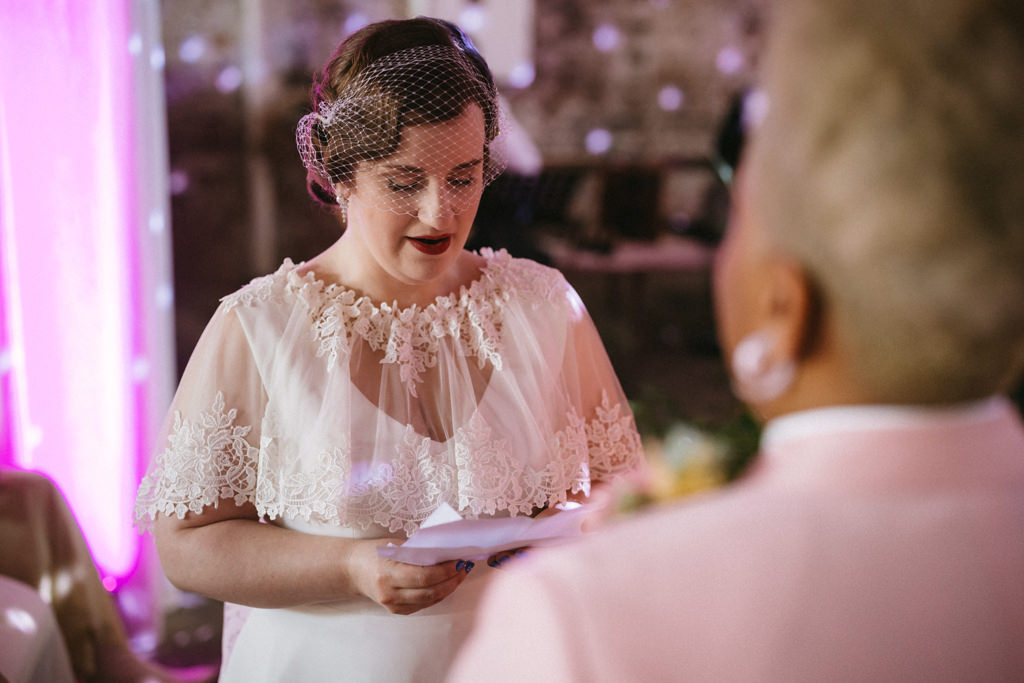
[{"x1": 381, "y1": 159, "x2": 483, "y2": 174}]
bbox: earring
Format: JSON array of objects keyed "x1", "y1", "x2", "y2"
[{"x1": 730, "y1": 330, "x2": 796, "y2": 404}]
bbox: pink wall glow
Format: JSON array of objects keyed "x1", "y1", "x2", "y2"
[{"x1": 0, "y1": 0, "x2": 175, "y2": 583}]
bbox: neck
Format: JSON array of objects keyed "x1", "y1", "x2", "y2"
[
  {"x1": 754, "y1": 351, "x2": 876, "y2": 422},
  {"x1": 311, "y1": 236, "x2": 472, "y2": 308}
]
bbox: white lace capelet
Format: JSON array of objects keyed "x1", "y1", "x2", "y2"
[{"x1": 135, "y1": 249, "x2": 643, "y2": 536}]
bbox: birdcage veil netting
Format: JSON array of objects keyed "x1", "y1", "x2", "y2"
[{"x1": 296, "y1": 44, "x2": 507, "y2": 216}]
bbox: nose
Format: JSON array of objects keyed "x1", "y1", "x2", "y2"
[{"x1": 417, "y1": 179, "x2": 454, "y2": 228}]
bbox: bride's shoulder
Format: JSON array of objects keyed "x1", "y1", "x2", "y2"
[
  {"x1": 220, "y1": 259, "x2": 302, "y2": 312},
  {"x1": 477, "y1": 248, "x2": 571, "y2": 301}
]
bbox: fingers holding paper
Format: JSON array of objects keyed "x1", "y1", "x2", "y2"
[
  {"x1": 486, "y1": 548, "x2": 528, "y2": 568},
  {"x1": 350, "y1": 539, "x2": 472, "y2": 615}
]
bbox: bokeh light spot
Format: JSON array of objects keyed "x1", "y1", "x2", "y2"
[
  {"x1": 169, "y1": 168, "x2": 190, "y2": 195},
  {"x1": 585, "y1": 128, "x2": 613, "y2": 155},
  {"x1": 593, "y1": 23, "x2": 620, "y2": 52},
  {"x1": 148, "y1": 209, "x2": 166, "y2": 235},
  {"x1": 458, "y1": 5, "x2": 487, "y2": 34},
  {"x1": 155, "y1": 283, "x2": 175, "y2": 310},
  {"x1": 716, "y1": 46, "x2": 745, "y2": 75},
  {"x1": 178, "y1": 34, "x2": 206, "y2": 63},
  {"x1": 344, "y1": 13, "x2": 369, "y2": 35},
  {"x1": 658, "y1": 85, "x2": 685, "y2": 111},
  {"x1": 216, "y1": 65, "x2": 243, "y2": 93},
  {"x1": 149, "y1": 46, "x2": 165, "y2": 72},
  {"x1": 127, "y1": 34, "x2": 143, "y2": 56},
  {"x1": 508, "y1": 61, "x2": 536, "y2": 89},
  {"x1": 4, "y1": 608, "x2": 37, "y2": 635}
]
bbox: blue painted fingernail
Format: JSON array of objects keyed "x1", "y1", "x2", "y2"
[
  {"x1": 464, "y1": 561, "x2": 475, "y2": 573},
  {"x1": 456, "y1": 560, "x2": 465, "y2": 572}
]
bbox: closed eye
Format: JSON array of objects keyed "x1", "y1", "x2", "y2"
[
  {"x1": 448, "y1": 176, "x2": 476, "y2": 188},
  {"x1": 386, "y1": 177, "x2": 424, "y2": 193}
]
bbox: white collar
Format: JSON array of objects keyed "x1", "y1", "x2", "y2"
[{"x1": 761, "y1": 396, "x2": 1012, "y2": 452}]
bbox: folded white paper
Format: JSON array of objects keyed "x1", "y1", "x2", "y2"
[{"x1": 377, "y1": 503, "x2": 589, "y2": 565}]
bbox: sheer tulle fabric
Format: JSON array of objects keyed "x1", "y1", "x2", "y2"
[{"x1": 135, "y1": 249, "x2": 642, "y2": 536}]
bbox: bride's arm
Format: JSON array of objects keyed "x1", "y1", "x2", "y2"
[{"x1": 153, "y1": 499, "x2": 469, "y2": 615}]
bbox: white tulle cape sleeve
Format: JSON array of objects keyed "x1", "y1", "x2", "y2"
[
  {"x1": 134, "y1": 252, "x2": 644, "y2": 536},
  {"x1": 133, "y1": 298, "x2": 268, "y2": 530}
]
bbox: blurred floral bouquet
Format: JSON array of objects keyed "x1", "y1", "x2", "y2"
[{"x1": 614, "y1": 409, "x2": 761, "y2": 514}]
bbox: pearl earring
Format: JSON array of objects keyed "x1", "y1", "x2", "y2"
[{"x1": 730, "y1": 330, "x2": 796, "y2": 404}]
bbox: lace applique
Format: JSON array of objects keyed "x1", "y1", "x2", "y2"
[
  {"x1": 586, "y1": 391, "x2": 646, "y2": 476},
  {"x1": 504, "y1": 256, "x2": 569, "y2": 310},
  {"x1": 455, "y1": 411, "x2": 592, "y2": 517},
  {"x1": 134, "y1": 392, "x2": 258, "y2": 529},
  {"x1": 341, "y1": 428, "x2": 459, "y2": 533},
  {"x1": 136, "y1": 393, "x2": 641, "y2": 536},
  {"x1": 256, "y1": 438, "x2": 349, "y2": 526},
  {"x1": 302, "y1": 249, "x2": 565, "y2": 396},
  {"x1": 214, "y1": 251, "x2": 569, "y2": 397},
  {"x1": 220, "y1": 263, "x2": 290, "y2": 311}
]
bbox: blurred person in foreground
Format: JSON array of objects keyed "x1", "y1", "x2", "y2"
[
  {"x1": 0, "y1": 469, "x2": 184, "y2": 682},
  {"x1": 450, "y1": 0, "x2": 1024, "y2": 679}
]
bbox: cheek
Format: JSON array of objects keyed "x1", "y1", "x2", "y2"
[
  {"x1": 456, "y1": 194, "x2": 483, "y2": 233},
  {"x1": 352, "y1": 204, "x2": 407, "y2": 247}
]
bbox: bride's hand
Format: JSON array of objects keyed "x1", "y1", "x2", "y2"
[
  {"x1": 486, "y1": 547, "x2": 528, "y2": 568},
  {"x1": 348, "y1": 539, "x2": 471, "y2": 615}
]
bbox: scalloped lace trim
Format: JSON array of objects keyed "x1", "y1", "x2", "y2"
[
  {"x1": 586, "y1": 391, "x2": 645, "y2": 474},
  {"x1": 134, "y1": 393, "x2": 259, "y2": 525},
  {"x1": 135, "y1": 391, "x2": 643, "y2": 535},
  {"x1": 219, "y1": 250, "x2": 564, "y2": 397}
]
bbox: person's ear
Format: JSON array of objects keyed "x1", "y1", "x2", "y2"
[{"x1": 760, "y1": 257, "x2": 816, "y2": 363}]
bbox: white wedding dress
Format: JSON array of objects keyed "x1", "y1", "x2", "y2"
[{"x1": 135, "y1": 248, "x2": 643, "y2": 681}]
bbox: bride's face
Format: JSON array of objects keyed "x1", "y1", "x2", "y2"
[{"x1": 341, "y1": 104, "x2": 486, "y2": 297}]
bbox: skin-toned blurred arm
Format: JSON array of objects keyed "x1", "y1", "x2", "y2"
[{"x1": 153, "y1": 499, "x2": 468, "y2": 615}]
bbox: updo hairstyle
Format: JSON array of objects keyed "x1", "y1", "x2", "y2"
[{"x1": 301, "y1": 17, "x2": 501, "y2": 208}]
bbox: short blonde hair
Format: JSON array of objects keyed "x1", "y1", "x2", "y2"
[{"x1": 749, "y1": 0, "x2": 1024, "y2": 402}]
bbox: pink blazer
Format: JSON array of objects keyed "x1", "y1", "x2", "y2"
[{"x1": 450, "y1": 398, "x2": 1024, "y2": 682}]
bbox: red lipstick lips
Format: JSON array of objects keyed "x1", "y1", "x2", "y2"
[{"x1": 408, "y1": 235, "x2": 452, "y2": 255}]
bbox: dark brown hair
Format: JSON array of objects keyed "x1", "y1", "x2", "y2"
[{"x1": 304, "y1": 17, "x2": 500, "y2": 207}]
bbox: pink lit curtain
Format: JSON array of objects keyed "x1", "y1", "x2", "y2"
[{"x1": 0, "y1": 0, "x2": 174, "y2": 586}]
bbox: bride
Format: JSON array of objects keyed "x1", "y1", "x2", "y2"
[{"x1": 135, "y1": 16, "x2": 643, "y2": 682}]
